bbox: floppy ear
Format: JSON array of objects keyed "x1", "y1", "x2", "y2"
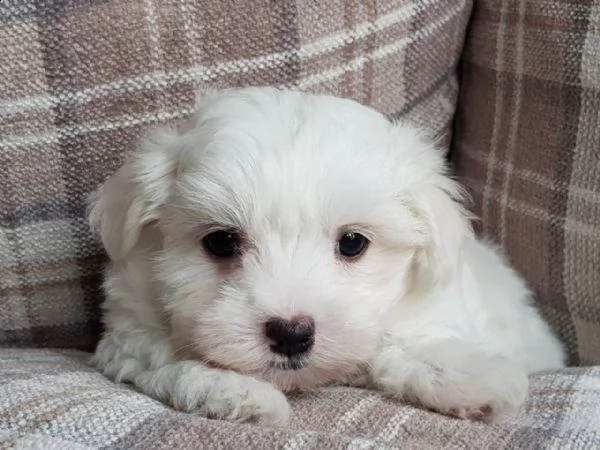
[
  {"x1": 410, "y1": 173, "x2": 474, "y2": 289},
  {"x1": 88, "y1": 129, "x2": 180, "y2": 261},
  {"x1": 387, "y1": 120, "x2": 473, "y2": 289}
]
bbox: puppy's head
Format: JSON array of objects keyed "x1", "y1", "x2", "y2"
[{"x1": 89, "y1": 87, "x2": 472, "y2": 391}]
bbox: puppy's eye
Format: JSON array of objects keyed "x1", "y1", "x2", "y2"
[
  {"x1": 202, "y1": 230, "x2": 240, "y2": 258},
  {"x1": 337, "y1": 232, "x2": 369, "y2": 259}
]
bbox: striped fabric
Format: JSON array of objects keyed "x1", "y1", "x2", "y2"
[
  {"x1": 2, "y1": 349, "x2": 600, "y2": 449},
  {"x1": 453, "y1": 0, "x2": 600, "y2": 365},
  {"x1": 0, "y1": 0, "x2": 472, "y2": 350}
]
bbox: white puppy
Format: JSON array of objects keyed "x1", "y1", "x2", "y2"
[{"x1": 89, "y1": 87, "x2": 564, "y2": 425}]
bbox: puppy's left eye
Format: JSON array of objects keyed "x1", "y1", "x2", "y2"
[
  {"x1": 337, "y1": 232, "x2": 369, "y2": 259},
  {"x1": 202, "y1": 230, "x2": 241, "y2": 258}
]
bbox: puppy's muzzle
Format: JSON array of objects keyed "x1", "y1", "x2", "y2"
[{"x1": 265, "y1": 316, "x2": 315, "y2": 357}]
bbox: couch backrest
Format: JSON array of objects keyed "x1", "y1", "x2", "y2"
[
  {"x1": 452, "y1": 0, "x2": 600, "y2": 365},
  {"x1": 0, "y1": 0, "x2": 473, "y2": 350}
]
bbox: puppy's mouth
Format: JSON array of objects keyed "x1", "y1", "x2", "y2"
[
  {"x1": 203, "y1": 354, "x2": 309, "y2": 373},
  {"x1": 268, "y1": 357, "x2": 309, "y2": 371}
]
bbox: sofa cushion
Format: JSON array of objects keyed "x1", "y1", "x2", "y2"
[
  {"x1": 0, "y1": 0, "x2": 473, "y2": 350},
  {"x1": 452, "y1": 0, "x2": 600, "y2": 365},
  {"x1": 1, "y1": 349, "x2": 599, "y2": 449}
]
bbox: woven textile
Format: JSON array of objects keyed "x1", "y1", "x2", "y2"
[
  {"x1": 453, "y1": 0, "x2": 600, "y2": 365},
  {"x1": 2, "y1": 349, "x2": 600, "y2": 449},
  {"x1": 0, "y1": 0, "x2": 473, "y2": 349}
]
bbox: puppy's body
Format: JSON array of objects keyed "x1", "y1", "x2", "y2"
[{"x1": 91, "y1": 88, "x2": 564, "y2": 425}]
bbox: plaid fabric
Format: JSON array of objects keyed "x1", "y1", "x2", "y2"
[
  {"x1": 452, "y1": 0, "x2": 600, "y2": 365},
  {"x1": 0, "y1": 0, "x2": 473, "y2": 350},
  {"x1": 1, "y1": 349, "x2": 599, "y2": 449}
]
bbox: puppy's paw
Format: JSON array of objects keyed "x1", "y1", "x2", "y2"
[
  {"x1": 422, "y1": 361, "x2": 529, "y2": 423},
  {"x1": 446, "y1": 404, "x2": 496, "y2": 422},
  {"x1": 135, "y1": 362, "x2": 290, "y2": 426},
  {"x1": 194, "y1": 373, "x2": 291, "y2": 426},
  {"x1": 371, "y1": 344, "x2": 529, "y2": 423}
]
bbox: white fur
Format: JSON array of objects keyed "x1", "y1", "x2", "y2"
[{"x1": 89, "y1": 87, "x2": 565, "y2": 425}]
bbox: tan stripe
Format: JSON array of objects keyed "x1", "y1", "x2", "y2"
[
  {"x1": 0, "y1": 108, "x2": 194, "y2": 149},
  {"x1": 460, "y1": 144, "x2": 600, "y2": 205},
  {"x1": 340, "y1": 0, "x2": 356, "y2": 99},
  {"x1": 346, "y1": 437, "x2": 391, "y2": 450},
  {"x1": 375, "y1": 409, "x2": 415, "y2": 442},
  {"x1": 463, "y1": 175, "x2": 600, "y2": 241},
  {"x1": 361, "y1": 0, "x2": 377, "y2": 106},
  {"x1": 143, "y1": 0, "x2": 166, "y2": 109},
  {"x1": 281, "y1": 393, "x2": 380, "y2": 449},
  {"x1": 297, "y1": 11, "x2": 456, "y2": 90},
  {"x1": 144, "y1": 0, "x2": 164, "y2": 75},
  {"x1": 346, "y1": 409, "x2": 415, "y2": 450},
  {"x1": 334, "y1": 395, "x2": 380, "y2": 434},
  {"x1": 179, "y1": 1, "x2": 201, "y2": 67},
  {"x1": 499, "y1": 0, "x2": 526, "y2": 246},
  {"x1": 11, "y1": 434, "x2": 95, "y2": 449},
  {"x1": 482, "y1": 1, "x2": 509, "y2": 232},
  {"x1": 281, "y1": 431, "x2": 316, "y2": 450},
  {"x1": 0, "y1": 389, "x2": 111, "y2": 436},
  {"x1": 460, "y1": 142, "x2": 600, "y2": 203}
]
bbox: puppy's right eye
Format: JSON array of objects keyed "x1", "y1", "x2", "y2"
[
  {"x1": 202, "y1": 230, "x2": 240, "y2": 258},
  {"x1": 337, "y1": 232, "x2": 369, "y2": 259}
]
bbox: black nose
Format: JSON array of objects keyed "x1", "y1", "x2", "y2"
[{"x1": 265, "y1": 316, "x2": 315, "y2": 357}]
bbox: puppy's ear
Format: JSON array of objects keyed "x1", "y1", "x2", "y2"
[
  {"x1": 410, "y1": 173, "x2": 474, "y2": 290},
  {"x1": 88, "y1": 129, "x2": 180, "y2": 261},
  {"x1": 387, "y1": 121, "x2": 473, "y2": 288}
]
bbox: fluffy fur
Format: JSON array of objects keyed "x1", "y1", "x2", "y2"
[{"x1": 89, "y1": 87, "x2": 565, "y2": 425}]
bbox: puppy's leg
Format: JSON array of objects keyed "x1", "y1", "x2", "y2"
[
  {"x1": 368, "y1": 338, "x2": 528, "y2": 422},
  {"x1": 133, "y1": 362, "x2": 290, "y2": 425},
  {"x1": 93, "y1": 332, "x2": 290, "y2": 425}
]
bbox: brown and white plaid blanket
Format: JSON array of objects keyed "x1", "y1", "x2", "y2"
[{"x1": 1, "y1": 349, "x2": 600, "y2": 449}]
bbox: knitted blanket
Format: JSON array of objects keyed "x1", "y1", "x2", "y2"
[{"x1": 1, "y1": 349, "x2": 599, "y2": 449}]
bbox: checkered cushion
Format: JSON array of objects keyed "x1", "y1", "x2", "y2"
[
  {"x1": 452, "y1": 0, "x2": 600, "y2": 365},
  {"x1": 0, "y1": 1, "x2": 473, "y2": 350},
  {"x1": 2, "y1": 349, "x2": 600, "y2": 449}
]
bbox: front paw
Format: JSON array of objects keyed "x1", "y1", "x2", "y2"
[
  {"x1": 135, "y1": 362, "x2": 290, "y2": 426},
  {"x1": 417, "y1": 363, "x2": 528, "y2": 422},
  {"x1": 430, "y1": 363, "x2": 529, "y2": 422},
  {"x1": 444, "y1": 404, "x2": 497, "y2": 422},
  {"x1": 372, "y1": 347, "x2": 529, "y2": 422},
  {"x1": 195, "y1": 372, "x2": 291, "y2": 426}
]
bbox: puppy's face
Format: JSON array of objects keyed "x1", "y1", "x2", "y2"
[{"x1": 91, "y1": 88, "x2": 470, "y2": 391}]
